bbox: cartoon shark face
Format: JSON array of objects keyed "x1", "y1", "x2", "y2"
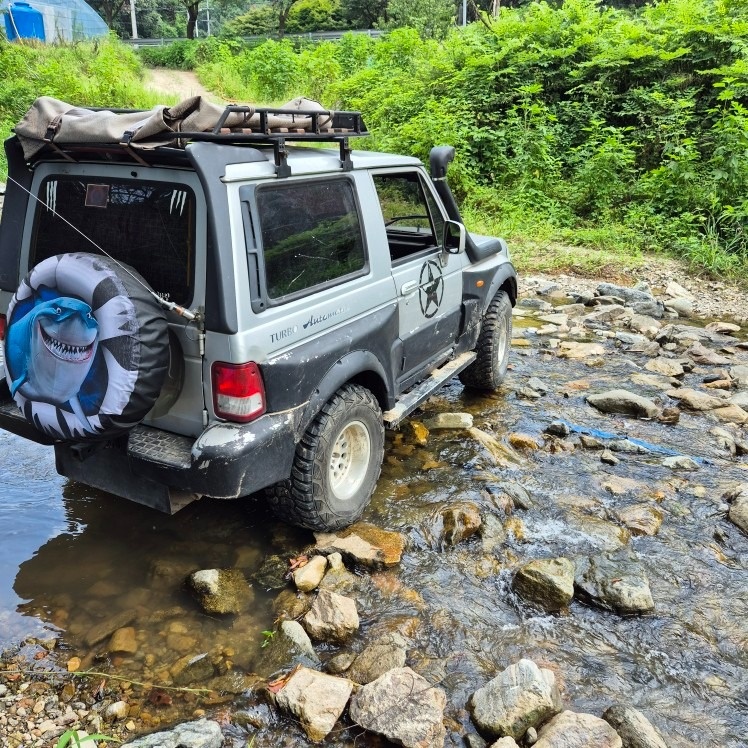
[{"x1": 6, "y1": 296, "x2": 99, "y2": 424}]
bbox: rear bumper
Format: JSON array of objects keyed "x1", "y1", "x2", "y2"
[{"x1": 0, "y1": 397, "x2": 302, "y2": 512}]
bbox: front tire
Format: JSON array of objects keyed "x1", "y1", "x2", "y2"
[
  {"x1": 268, "y1": 384, "x2": 385, "y2": 531},
  {"x1": 459, "y1": 289, "x2": 512, "y2": 390}
]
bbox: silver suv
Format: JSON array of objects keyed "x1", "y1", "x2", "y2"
[{"x1": 0, "y1": 97, "x2": 517, "y2": 530}]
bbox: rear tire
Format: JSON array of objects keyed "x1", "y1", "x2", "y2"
[
  {"x1": 268, "y1": 384, "x2": 384, "y2": 531},
  {"x1": 459, "y1": 289, "x2": 512, "y2": 390}
]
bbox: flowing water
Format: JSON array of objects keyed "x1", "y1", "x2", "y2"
[{"x1": 1, "y1": 317, "x2": 747, "y2": 746}]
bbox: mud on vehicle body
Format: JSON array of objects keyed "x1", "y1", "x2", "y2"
[{"x1": 0, "y1": 96, "x2": 517, "y2": 531}]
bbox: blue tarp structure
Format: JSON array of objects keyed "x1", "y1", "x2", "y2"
[{"x1": 1, "y1": 0, "x2": 109, "y2": 42}]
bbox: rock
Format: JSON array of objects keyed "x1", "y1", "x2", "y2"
[
  {"x1": 616, "y1": 331, "x2": 646, "y2": 346},
  {"x1": 293, "y1": 555, "x2": 328, "y2": 592},
  {"x1": 729, "y1": 364, "x2": 748, "y2": 388},
  {"x1": 347, "y1": 639, "x2": 408, "y2": 684},
  {"x1": 257, "y1": 620, "x2": 320, "y2": 678},
  {"x1": 658, "y1": 406, "x2": 680, "y2": 424},
  {"x1": 303, "y1": 589, "x2": 359, "y2": 643},
  {"x1": 273, "y1": 588, "x2": 314, "y2": 620},
  {"x1": 480, "y1": 513, "x2": 507, "y2": 553},
  {"x1": 545, "y1": 421, "x2": 570, "y2": 437},
  {"x1": 405, "y1": 420, "x2": 430, "y2": 445},
  {"x1": 441, "y1": 502, "x2": 482, "y2": 546},
  {"x1": 596, "y1": 283, "x2": 652, "y2": 305},
  {"x1": 729, "y1": 391, "x2": 748, "y2": 409},
  {"x1": 468, "y1": 659, "x2": 562, "y2": 740},
  {"x1": 601, "y1": 450, "x2": 619, "y2": 465},
  {"x1": 579, "y1": 435, "x2": 605, "y2": 450},
  {"x1": 728, "y1": 491, "x2": 748, "y2": 535},
  {"x1": 171, "y1": 652, "x2": 215, "y2": 686},
  {"x1": 512, "y1": 558, "x2": 575, "y2": 612},
  {"x1": 315, "y1": 523, "x2": 405, "y2": 567},
  {"x1": 106, "y1": 701, "x2": 129, "y2": 721},
  {"x1": 662, "y1": 455, "x2": 699, "y2": 471},
  {"x1": 534, "y1": 710, "x2": 622, "y2": 748},
  {"x1": 508, "y1": 433, "x2": 542, "y2": 450},
  {"x1": 706, "y1": 321, "x2": 740, "y2": 335},
  {"x1": 557, "y1": 341, "x2": 605, "y2": 359},
  {"x1": 574, "y1": 550, "x2": 654, "y2": 614},
  {"x1": 666, "y1": 387, "x2": 723, "y2": 411},
  {"x1": 616, "y1": 505, "x2": 663, "y2": 536},
  {"x1": 538, "y1": 313, "x2": 569, "y2": 326},
  {"x1": 349, "y1": 667, "x2": 447, "y2": 748},
  {"x1": 608, "y1": 439, "x2": 649, "y2": 454},
  {"x1": 631, "y1": 300, "x2": 664, "y2": 319},
  {"x1": 517, "y1": 386, "x2": 542, "y2": 399},
  {"x1": 121, "y1": 718, "x2": 223, "y2": 748},
  {"x1": 187, "y1": 569, "x2": 253, "y2": 615},
  {"x1": 423, "y1": 412, "x2": 474, "y2": 429},
  {"x1": 327, "y1": 651, "x2": 356, "y2": 674},
  {"x1": 602, "y1": 704, "x2": 668, "y2": 748},
  {"x1": 274, "y1": 666, "x2": 353, "y2": 742},
  {"x1": 519, "y1": 298, "x2": 553, "y2": 311},
  {"x1": 582, "y1": 305, "x2": 626, "y2": 325},
  {"x1": 490, "y1": 739, "x2": 520, "y2": 748},
  {"x1": 108, "y1": 627, "x2": 137, "y2": 655},
  {"x1": 685, "y1": 342, "x2": 731, "y2": 366},
  {"x1": 84, "y1": 610, "x2": 136, "y2": 647},
  {"x1": 644, "y1": 357, "x2": 684, "y2": 377},
  {"x1": 628, "y1": 315, "x2": 661, "y2": 336},
  {"x1": 586, "y1": 390, "x2": 660, "y2": 419},
  {"x1": 253, "y1": 554, "x2": 290, "y2": 590},
  {"x1": 713, "y1": 404, "x2": 748, "y2": 424},
  {"x1": 664, "y1": 280, "x2": 694, "y2": 300},
  {"x1": 527, "y1": 377, "x2": 551, "y2": 393},
  {"x1": 663, "y1": 297, "x2": 693, "y2": 318}
]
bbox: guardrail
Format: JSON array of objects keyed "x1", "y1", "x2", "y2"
[{"x1": 121, "y1": 29, "x2": 383, "y2": 46}]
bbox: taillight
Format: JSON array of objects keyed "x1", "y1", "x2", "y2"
[
  {"x1": 212, "y1": 361, "x2": 266, "y2": 423},
  {"x1": 0, "y1": 314, "x2": 5, "y2": 341}
]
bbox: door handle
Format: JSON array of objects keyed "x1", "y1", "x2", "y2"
[{"x1": 400, "y1": 280, "x2": 419, "y2": 296}]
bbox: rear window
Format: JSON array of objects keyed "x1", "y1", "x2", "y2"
[
  {"x1": 256, "y1": 178, "x2": 366, "y2": 301},
  {"x1": 31, "y1": 176, "x2": 196, "y2": 305}
]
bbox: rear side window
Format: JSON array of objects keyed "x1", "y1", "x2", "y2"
[
  {"x1": 31, "y1": 176, "x2": 196, "y2": 305},
  {"x1": 257, "y1": 178, "x2": 366, "y2": 301}
]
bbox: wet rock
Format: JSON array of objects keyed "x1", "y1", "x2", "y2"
[
  {"x1": 644, "y1": 357, "x2": 684, "y2": 377},
  {"x1": 686, "y1": 342, "x2": 731, "y2": 366},
  {"x1": 608, "y1": 439, "x2": 649, "y2": 454},
  {"x1": 441, "y1": 502, "x2": 482, "y2": 546},
  {"x1": 405, "y1": 420, "x2": 430, "y2": 445},
  {"x1": 480, "y1": 513, "x2": 507, "y2": 553},
  {"x1": 469, "y1": 428, "x2": 526, "y2": 467},
  {"x1": 274, "y1": 666, "x2": 353, "y2": 742},
  {"x1": 315, "y1": 523, "x2": 405, "y2": 567},
  {"x1": 517, "y1": 386, "x2": 543, "y2": 399},
  {"x1": 729, "y1": 391, "x2": 748, "y2": 409},
  {"x1": 527, "y1": 377, "x2": 551, "y2": 394},
  {"x1": 586, "y1": 390, "x2": 660, "y2": 419},
  {"x1": 534, "y1": 710, "x2": 622, "y2": 748},
  {"x1": 657, "y1": 406, "x2": 680, "y2": 424},
  {"x1": 557, "y1": 341, "x2": 605, "y2": 359},
  {"x1": 108, "y1": 627, "x2": 137, "y2": 655},
  {"x1": 469, "y1": 659, "x2": 562, "y2": 740},
  {"x1": 601, "y1": 450, "x2": 619, "y2": 465},
  {"x1": 293, "y1": 555, "x2": 327, "y2": 592},
  {"x1": 580, "y1": 434, "x2": 605, "y2": 450},
  {"x1": 503, "y1": 482, "x2": 534, "y2": 511},
  {"x1": 728, "y1": 490, "x2": 748, "y2": 535},
  {"x1": 568, "y1": 511, "x2": 631, "y2": 550},
  {"x1": 187, "y1": 569, "x2": 253, "y2": 615},
  {"x1": 106, "y1": 701, "x2": 129, "y2": 721},
  {"x1": 631, "y1": 300, "x2": 664, "y2": 318},
  {"x1": 545, "y1": 421, "x2": 570, "y2": 437},
  {"x1": 347, "y1": 638, "x2": 408, "y2": 684},
  {"x1": 512, "y1": 558, "x2": 575, "y2": 612},
  {"x1": 303, "y1": 589, "x2": 359, "y2": 643},
  {"x1": 710, "y1": 426, "x2": 737, "y2": 455},
  {"x1": 713, "y1": 404, "x2": 748, "y2": 424},
  {"x1": 509, "y1": 433, "x2": 542, "y2": 451},
  {"x1": 423, "y1": 412, "x2": 474, "y2": 429},
  {"x1": 148, "y1": 558, "x2": 198, "y2": 588},
  {"x1": 582, "y1": 305, "x2": 626, "y2": 326},
  {"x1": 666, "y1": 387, "x2": 723, "y2": 411},
  {"x1": 253, "y1": 554, "x2": 290, "y2": 590},
  {"x1": 616, "y1": 331, "x2": 646, "y2": 346},
  {"x1": 319, "y1": 561, "x2": 369, "y2": 598},
  {"x1": 616, "y1": 505, "x2": 663, "y2": 537},
  {"x1": 602, "y1": 704, "x2": 668, "y2": 748},
  {"x1": 349, "y1": 667, "x2": 447, "y2": 748},
  {"x1": 84, "y1": 610, "x2": 136, "y2": 647},
  {"x1": 257, "y1": 620, "x2": 320, "y2": 678},
  {"x1": 122, "y1": 719, "x2": 223, "y2": 748},
  {"x1": 662, "y1": 455, "x2": 699, "y2": 471},
  {"x1": 326, "y1": 651, "x2": 356, "y2": 674},
  {"x1": 232, "y1": 703, "x2": 278, "y2": 730},
  {"x1": 519, "y1": 298, "x2": 553, "y2": 311},
  {"x1": 273, "y1": 588, "x2": 314, "y2": 620},
  {"x1": 596, "y1": 283, "x2": 652, "y2": 305},
  {"x1": 171, "y1": 652, "x2": 215, "y2": 686},
  {"x1": 574, "y1": 550, "x2": 654, "y2": 614},
  {"x1": 628, "y1": 315, "x2": 661, "y2": 336},
  {"x1": 729, "y1": 364, "x2": 748, "y2": 388}
]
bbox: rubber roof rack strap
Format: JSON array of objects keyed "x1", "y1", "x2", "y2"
[
  {"x1": 43, "y1": 114, "x2": 76, "y2": 162},
  {"x1": 119, "y1": 130, "x2": 150, "y2": 167}
]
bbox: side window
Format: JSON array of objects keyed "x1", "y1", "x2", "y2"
[
  {"x1": 257, "y1": 178, "x2": 366, "y2": 301},
  {"x1": 373, "y1": 172, "x2": 445, "y2": 262}
]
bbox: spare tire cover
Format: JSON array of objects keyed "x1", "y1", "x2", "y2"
[{"x1": 4, "y1": 253, "x2": 169, "y2": 441}]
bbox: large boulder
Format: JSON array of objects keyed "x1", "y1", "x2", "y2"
[
  {"x1": 596, "y1": 283, "x2": 652, "y2": 306},
  {"x1": 512, "y1": 558, "x2": 575, "y2": 612},
  {"x1": 303, "y1": 589, "x2": 359, "y2": 643},
  {"x1": 469, "y1": 659, "x2": 562, "y2": 740},
  {"x1": 349, "y1": 667, "x2": 447, "y2": 748},
  {"x1": 586, "y1": 390, "x2": 660, "y2": 419},
  {"x1": 574, "y1": 550, "x2": 654, "y2": 614},
  {"x1": 534, "y1": 710, "x2": 622, "y2": 748},
  {"x1": 122, "y1": 719, "x2": 223, "y2": 748},
  {"x1": 274, "y1": 666, "x2": 353, "y2": 742},
  {"x1": 187, "y1": 569, "x2": 253, "y2": 615},
  {"x1": 602, "y1": 705, "x2": 668, "y2": 748}
]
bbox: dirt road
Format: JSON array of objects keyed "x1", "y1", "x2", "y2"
[{"x1": 145, "y1": 68, "x2": 221, "y2": 102}]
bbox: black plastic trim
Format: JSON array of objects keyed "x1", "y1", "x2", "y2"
[{"x1": 0, "y1": 137, "x2": 31, "y2": 291}]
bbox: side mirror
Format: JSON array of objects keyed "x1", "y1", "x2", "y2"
[{"x1": 443, "y1": 220, "x2": 465, "y2": 254}]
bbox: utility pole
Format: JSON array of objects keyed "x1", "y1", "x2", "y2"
[
  {"x1": 206, "y1": 0, "x2": 211, "y2": 36},
  {"x1": 462, "y1": 0, "x2": 467, "y2": 26},
  {"x1": 130, "y1": 0, "x2": 138, "y2": 39}
]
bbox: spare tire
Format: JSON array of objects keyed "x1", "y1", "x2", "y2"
[{"x1": 3, "y1": 253, "x2": 169, "y2": 441}]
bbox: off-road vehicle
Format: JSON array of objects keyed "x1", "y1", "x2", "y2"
[{"x1": 0, "y1": 96, "x2": 517, "y2": 530}]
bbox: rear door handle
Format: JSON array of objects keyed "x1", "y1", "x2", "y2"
[{"x1": 400, "y1": 280, "x2": 419, "y2": 296}]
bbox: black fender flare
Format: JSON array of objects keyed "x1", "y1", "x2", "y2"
[
  {"x1": 296, "y1": 350, "x2": 391, "y2": 440},
  {"x1": 484, "y1": 259, "x2": 518, "y2": 312}
]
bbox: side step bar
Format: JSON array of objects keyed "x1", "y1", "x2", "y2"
[{"x1": 383, "y1": 351, "x2": 477, "y2": 429}]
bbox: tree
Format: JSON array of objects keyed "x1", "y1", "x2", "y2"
[
  {"x1": 183, "y1": 0, "x2": 201, "y2": 38},
  {"x1": 386, "y1": 0, "x2": 455, "y2": 39},
  {"x1": 271, "y1": 0, "x2": 301, "y2": 36},
  {"x1": 341, "y1": 0, "x2": 387, "y2": 28},
  {"x1": 89, "y1": 0, "x2": 127, "y2": 29}
]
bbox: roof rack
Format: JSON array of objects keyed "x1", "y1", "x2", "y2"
[{"x1": 39, "y1": 104, "x2": 369, "y2": 177}]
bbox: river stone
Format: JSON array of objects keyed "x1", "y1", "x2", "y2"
[
  {"x1": 586, "y1": 390, "x2": 660, "y2": 419},
  {"x1": 534, "y1": 710, "x2": 622, "y2": 748},
  {"x1": 728, "y1": 491, "x2": 748, "y2": 535},
  {"x1": 303, "y1": 589, "x2": 359, "y2": 643},
  {"x1": 423, "y1": 412, "x2": 474, "y2": 429},
  {"x1": 644, "y1": 357, "x2": 684, "y2": 377},
  {"x1": 253, "y1": 554, "x2": 289, "y2": 590},
  {"x1": 122, "y1": 718, "x2": 223, "y2": 748},
  {"x1": 686, "y1": 342, "x2": 731, "y2": 366},
  {"x1": 664, "y1": 280, "x2": 694, "y2": 299},
  {"x1": 615, "y1": 505, "x2": 663, "y2": 536},
  {"x1": 574, "y1": 550, "x2": 654, "y2": 614},
  {"x1": 257, "y1": 620, "x2": 320, "y2": 678},
  {"x1": 713, "y1": 404, "x2": 748, "y2": 424},
  {"x1": 508, "y1": 433, "x2": 542, "y2": 451},
  {"x1": 527, "y1": 377, "x2": 551, "y2": 393},
  {"x1": 596, "y1": 283, "x2": 652, "y2": 305},
  {"x1": 108, "y1": 626, "x2": 137, "y2": 654},
  {"x1": 567, "y1": 511, "x2": 631, "y2": 550},
  {"x1": 84, "y1": 610, "x2": 136, "y2": 647},
  {"x1": 706, "y1": 320, "x2": 740, "y2": 335},
  {"x1": 730, "y1": 364, "x2": 748, "y2": 388},
  {"x1": 545, "y1": 421, "x2": 570, "y2": 437},
  {"x1": 315, "y1": 523, "x2": 405, "y2": 566},
  {"x1": 171, "y1": 652, "x2": 215, "y2": 686},
  {"x1": 601, "y1": 449, "x2": 619, "y2": 465},
  {"x1": 616, "y1": 331, "x2": 646, "y2": 346},
  {"x1": 349, "y1": 667, "x2": 447, "y2": 748},
  {"x1": 663, "y1": 297, "x2": 693, "y2": 318},
  {"x1": 293, "y1": 554, "x2": 328, "y2": 592},
  {"x1": 729, "y1": 391, "x2": 748, "y2": 409},
  {"x1": 187, "y1": 569, "x2": 253, "y2": 615},
  {"x1": 662, "y1": 455, "x2": 699, "y2": 471},
  {"x1": 582, "y1": 305, "x2": 626, "y2": 325},
  {"x1": 441, "y1": 501, "x2": 482, "y2": 545},
  {"x1": 512, "y1": 558, "x2": 575, "y2": 612},
  {"x1": 347, "y1": 639, "x2": 408, "y2": 684},
  {"x1": 666, "y1": 387, "x2": 723, "y2": 411},
  {"x1": 602, "y1": 705, "x2": 667, "y2": 748},
  {"x1": 631, "y1": 300, "x2": 664, "y2": 319},
  {"x1": 628, "y1": 315, "x2": 661, "y2": 336},
  {"x1": 274, "y1": 666, "x2": 353, "y2": 742},
  {"x1": 557, "y1": 341, "x2": 605, "y2": 359},
  {"x1": 273, "y1": 588, "x2": 314, "y2": 620},
  {"x1": 608, "y1": 439, "x2": 649, "y2": 454},
  {"x1": 519, "y1": 298, "x2": 553, "y2": 311},
  {"x1": 490, "y1": 739, "x2": 520, "y2": 748},
  {"x1": 579, "y1": 434, "x2": 605, "y2": 450},
  {"x1": 468, "y1": 659, "x2": 562, "y2": 740},
  {"x1": 480, "y1": 513, "x2": 507, "y2": 553}
]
